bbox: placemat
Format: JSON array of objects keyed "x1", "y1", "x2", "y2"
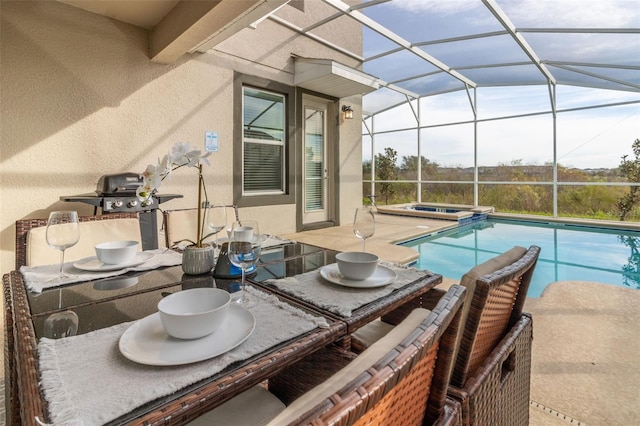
[
  {"x1": 21, "y1": 249, "x2": 182, "y2": 293},
  {"x1": 265, "y1": 262, "x2": 432, "y2": 317},
  {"x1": 37, "y1": 287, "x2": 328, "y2": 426}
]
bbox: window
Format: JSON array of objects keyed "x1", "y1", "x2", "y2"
[
  {"x1": 243, "y1": 87, "x2": 285, "y2": 194},
  {"x1": 234, "y1": 73, "x2": 294, "y2": 207}
]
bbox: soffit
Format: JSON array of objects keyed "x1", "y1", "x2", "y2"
[
  {"x1": 55, "y1": 0, "x2": 290, "y2": 64},
  {"x1": 294, "y1": 58, "x2": 380, "y2": 98}
]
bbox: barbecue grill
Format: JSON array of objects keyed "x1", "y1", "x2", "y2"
[{"x1": 61, "y1": 173, "x2": 182, "y2": 250}]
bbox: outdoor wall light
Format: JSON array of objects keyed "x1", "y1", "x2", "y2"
[{"x1": 342, "y1": 105, "x2": 354, "y2": 120}]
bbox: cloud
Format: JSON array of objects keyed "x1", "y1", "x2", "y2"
[
  {"x1": 389, "y1": 0, "x2": 483, "y2": 15},
  {"x1": 499, "y1": 0, "x2": 639, "y2": 27}
]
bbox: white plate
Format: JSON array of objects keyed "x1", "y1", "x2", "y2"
[
  {"x1": 119, "y1": 305, "x2": 256, "y2": 366},
  {"x1": 73, "y1": 252, "x2": 155, "y2": 272},
  {"x1": 320, "y1": 264, "x2": 397, "y2": 288}
]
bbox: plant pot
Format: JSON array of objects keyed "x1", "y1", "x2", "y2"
[{"x1": 181, "y1": 245, "x2": 215, "y2": 275}]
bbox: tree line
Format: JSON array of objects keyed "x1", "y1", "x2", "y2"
[{"x1": 363, "y1": 139, "x2": 640, "y2": 222}]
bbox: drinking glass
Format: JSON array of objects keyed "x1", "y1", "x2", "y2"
[
  {"x1": 46, "y1": 210, "x2": 80, "y2": 281},
  {"x1": 228, "y1": 220, "x2": 261, "y2": 308},
  {"x1": 43, "y1": 289, "x2": 79, "y2": 339},
  {"x1": 206, "y1": 204, "x2": 228, "y2": 248},
  {"x1": 353, "y1": 206, "x2": 375, "y2": 252}
]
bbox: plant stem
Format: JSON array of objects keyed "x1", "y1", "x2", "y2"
[{"x1": 196, "y1": 164, "x2": 203, "y2": 247}]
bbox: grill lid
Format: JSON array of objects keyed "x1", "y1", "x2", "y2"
[{"x1": 96, "y1": 173, "x2": 143, "y2": 196}]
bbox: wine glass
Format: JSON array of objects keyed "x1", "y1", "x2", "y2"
[
  {"x1": 206, "y1": 204, "x2": 228, "y2": 248},
  {"x1": 43, "y1": 289, "x2": 79, "y2": 339},
  {"x1": 228, "y1": 220, "x2": 261, "y2": 308},
  {"x1": 46, "y1": 211, "x2": 80, "y2": 281},
  {"x1": 353, "y1": 206, "x2": 375, "y2": 252}
]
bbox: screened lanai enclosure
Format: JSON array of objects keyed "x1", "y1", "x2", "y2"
[{"x1": 308, "y1": 0, "x2": 640, "y2": 220}]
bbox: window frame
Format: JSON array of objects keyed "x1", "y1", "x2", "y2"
[{"x1": 233, "y1": 73, "x2": 295, "y2": 207}]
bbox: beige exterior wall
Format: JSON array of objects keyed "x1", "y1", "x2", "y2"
[{"x1": 0, "y1": 1, "x2": 364, "y2": 271}]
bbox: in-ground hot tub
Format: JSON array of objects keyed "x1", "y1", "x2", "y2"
[{"x1": 376, "y1": 203, "x2": 494, "y2": 225}]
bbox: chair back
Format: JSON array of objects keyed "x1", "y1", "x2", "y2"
[
  {"x1": 15, "y1": 212, "x2": 141, "y2": 269},
  {"x1": 269, "y1": 285, "x2": 467, "y2": 426},
  {"x1": 451, "y1": 245, "x2": 540, "y2": 387},
  {"x1": 163, "y1": 206, "x2": 239, "y2": 248}
]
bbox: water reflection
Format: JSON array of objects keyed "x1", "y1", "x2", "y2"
[{"x1": 619, "y1": 235, "x2": 640, "y2": 289}]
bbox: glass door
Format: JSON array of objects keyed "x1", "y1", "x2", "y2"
[{"x1": 303, "y1": 97, "x2": 332, "y2": 224}]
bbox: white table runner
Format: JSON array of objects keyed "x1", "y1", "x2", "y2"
[
  {"x1": 37, "y1": 287, "x2": 328, "y2": 426},
  {"x1": 265, "y1": 262, "x2": 432, "y2": 317},
  {"x1": 20, "y1": 249, "x2": 183, "y2": 293}
]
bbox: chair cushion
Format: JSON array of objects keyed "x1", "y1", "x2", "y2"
[
  {"x1": 458, "y1": 245, "x2": 526, "y2": 308},
  {"x1": 26, "y1": 218, "x2": 141, "y2": 266},
  {"x1": 187, "y1": 386, "x2": 285, "y2": 426},
  {"x1": 266, "y1": 308, "x2": 431, "y2": 426},
  {"x1": 351, "y1": 317, "x2": 395, "y2": 348},
  {"x1": 459, "y1": 246, "x2": 527, "y2": 290}
]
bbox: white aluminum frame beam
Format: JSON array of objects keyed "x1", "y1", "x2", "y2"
[
  {"x1": 322, "y1": 0, "x2": 478, "y2": 89},
  {"x1": 482, "y1": 0, "x2": 557, "y2": 85}
]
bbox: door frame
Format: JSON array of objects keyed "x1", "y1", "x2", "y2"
[{"x1": 296, "y1": 90, "x2": 338, "y2": 231}]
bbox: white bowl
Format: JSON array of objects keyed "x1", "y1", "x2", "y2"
[
  {"x1": 336, "y1": 252, "x2": 379, "y2": 280},
  {"x1": 158, "y1": 288, "x2": 231, "y2": 340},
  {"x1": 94, "y1": 240, "x2": 139, "y2": 264}
]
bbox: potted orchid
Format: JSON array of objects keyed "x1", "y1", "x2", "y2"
[{"x1": 138, "y1": 142, "x2": 216, "y2": 274}]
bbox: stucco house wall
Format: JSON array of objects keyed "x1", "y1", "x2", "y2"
[{"x1": 0, "y1": 1, "x2": 364, "y2": 271}]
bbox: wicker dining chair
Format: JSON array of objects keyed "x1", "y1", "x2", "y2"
[
  {"x1": 163, "y1": 205, "x2": 240, "y2": 249},
  {"x1": 445, "y1": 245, "x2": 540, "y2": 426},
  {"x1": 14, "y1": 212, "x2": 141, "y2": 269},
  {"x1": 7, "y1": 212, "x2": 141, "y2": 424},
  {"x1": 187, "y1": 285, "x2": 467, "y2": 426},
  {"x1": 351, "y1": 245, "x2": 540, "y2": 426}
]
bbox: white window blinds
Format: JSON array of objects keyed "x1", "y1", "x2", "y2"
[{"x1": 242, "y1": 87, "x2": 286, "y2": 194}]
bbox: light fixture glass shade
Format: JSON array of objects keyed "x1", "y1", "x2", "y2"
[{"x1": 342, "y1": 105, "x2": 354, "y2": 120}]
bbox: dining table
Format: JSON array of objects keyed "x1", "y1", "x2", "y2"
[{"x1": 3, "y1": 240, "x2": 442, "y2": 425}]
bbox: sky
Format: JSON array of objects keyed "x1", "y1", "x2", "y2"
[{"x1": 357, "y1": 0, "x2": 640, "y2": 169}]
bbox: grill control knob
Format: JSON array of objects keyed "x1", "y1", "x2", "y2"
[
  {"x1": 127, "y1": 200, "x2": 138, "y2": 208},
  {"x1": 114, "y1": 200, "x2": 123, "y2": 208}
]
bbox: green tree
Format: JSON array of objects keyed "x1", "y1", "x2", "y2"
[
  {"x1": 375, "y1": 147, "x2": 398, "y2": 205},
  {"x1": 617, "y1": 138, "x2": 640, "y2": 221},
  {"x1": 399, "y1": 155, "x2": 439, "y2": 179}
]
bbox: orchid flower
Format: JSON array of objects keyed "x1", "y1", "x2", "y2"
[{"x1": 137, "y1": 142, "x2": 213, "y2": 246}]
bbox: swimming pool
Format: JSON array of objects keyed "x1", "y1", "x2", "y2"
[{"x1": 400, "y1": 218, "x2": 640, "y2": 297}]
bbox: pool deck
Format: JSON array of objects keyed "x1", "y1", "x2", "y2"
[{"x1": 282, "y1": 212, "x2": 640, "y2": 426}]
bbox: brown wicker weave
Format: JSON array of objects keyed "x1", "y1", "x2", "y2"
[
  {"x1": 268, "y1": 343, "x2": 359, "y2": 405},
  {"x1": 9, "y1": 212, "x2": 141, "y2": 424},
  {"x1": 447, "y1": 245, "x2": 539, "y2": 426},
  {"x1": 14, "y1": 212, "x2": 140, "y2": 269},
  {"x1": 451, "y1": 245, "x2": 539, "y2": 388},
  {"x1": 3, "y1": 273, "x2": 19, "y2": 425},
  {"x1": 448, "y1": 313, "x2": 533, "y2": 426},
  {"x1": 350, "y1": 245, "x2": 540, "y2": 426},
  {"x1": 3, "y1": 271, "x2": 47, "y2": 425},
  {"x1": 272, "y1": 285, "x2": 467, "y2": 426}
]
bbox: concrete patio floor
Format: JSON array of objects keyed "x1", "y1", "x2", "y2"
[{"x1": 283, "y1": 213, "x2": 640, "y2": 426}]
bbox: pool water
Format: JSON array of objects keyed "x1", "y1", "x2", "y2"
[{"x1": 401, "y1": 218, "x2": 640, "y2": 297}]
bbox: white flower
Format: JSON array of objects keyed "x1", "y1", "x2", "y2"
[
  {"x1": 169, "y1": 142, "x2": 211, "y2": 168},
  {"x1": 137, "y1": 142, "x2": 210, "y2": 207}
]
